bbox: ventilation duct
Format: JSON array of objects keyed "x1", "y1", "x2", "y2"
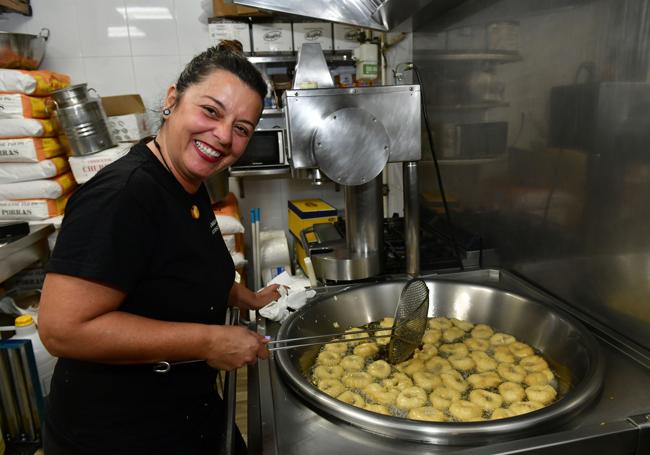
[{"x1": 232, "y1": 0, "x2": 455, "y2": 31}]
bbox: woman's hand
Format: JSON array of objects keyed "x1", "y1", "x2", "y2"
[
  {"x1": 205, "y1": 325, "x2": 269, "y2": 371},
  {"x1": 252, "y1": 284, "x2": 286, "y2": 310},
  {"x1": 228, "y1": 282, "x2": 286, "y2": 311}
]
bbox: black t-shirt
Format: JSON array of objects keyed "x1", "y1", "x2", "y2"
[{"x1": 44, "y1": 143, "x2": 237, "y2": 454}]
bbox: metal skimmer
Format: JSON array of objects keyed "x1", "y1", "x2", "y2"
[{"x1": 387, "y1": 278, "x2": 430, "y2": 364}]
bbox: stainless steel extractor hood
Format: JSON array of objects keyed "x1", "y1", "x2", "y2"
[{"x1": 232, "y1": 0, "x2": 457, "y2": 31}]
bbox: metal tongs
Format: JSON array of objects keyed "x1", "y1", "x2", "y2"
[{"x1": 152, "y1": 278, "x2": 429, "y2": 372}]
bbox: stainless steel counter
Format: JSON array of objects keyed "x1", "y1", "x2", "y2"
[{"x1": 247, "y1": 269, "x2": 650, "y2": 454}]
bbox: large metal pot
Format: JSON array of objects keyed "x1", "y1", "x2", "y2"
[
  {"x1": 0, "y1": 29, "x2": 49, "y2": 70},
  {"x1": 275, "y1": 278, "x2": 604, "y2": 445},
  {"x1": 51, "y1": 84, "x2": 116, "y2": 156}
]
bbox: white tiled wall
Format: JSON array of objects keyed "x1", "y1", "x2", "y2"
[{"x1": 0, "y1": 0, "x2": 210, "y2": 117}]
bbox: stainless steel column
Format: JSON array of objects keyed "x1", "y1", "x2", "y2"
[
  {"x1": 344, "y1": 175, "x2": 383, "y2": 258},
  {"x1": 403, "y1": 161, "x2": 420, "y2": 277}
]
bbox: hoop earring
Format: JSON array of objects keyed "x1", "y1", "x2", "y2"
[{"x1": 162, "y1": 107, "x2": 171, "y2": 116}]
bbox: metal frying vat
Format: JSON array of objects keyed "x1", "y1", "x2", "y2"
[{"x1": 274, "y1": 278, "x2": 605, "y2": 445}]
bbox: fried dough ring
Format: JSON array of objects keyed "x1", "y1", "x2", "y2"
[
  {"x1": 400, "y1": 359, "x2": 425, "y2": 377},
  {"x1": 313, "y1": 365, "x2": 344, "y2": 381},
  {"x1": 469, "y1": 389, "x2": 503, "y2": 411},
  {"x1": 324, "y1": 341, "x2": 348, "y2": 354},
  {"x1": 354, "y1": 342, "x2": 379, "y2": 358},
  {"x1": 497, "y1": 381, "x2": 526, "y2": 403},
  {"x1": 428, "y1": 317, "x2": 453, "y2": 330},
  {"x1": 524, "y1": 369, "x2": 555, "y2": 387},
  {"x1": 364, "y1": 383, "x2": 399, "y2": 406},
  {"x1": 491, "y1": 407, "x2": 516, "y2": 420},
  {"x1": 465, "y1": 337, "x2": 491, "y2": 352},
  {"x1": 396, "y1": 386, "x2": 428, "y2": 410},
  {"x1": 497, "y1": 362, "x2": 526, "y2": 382},
  {"x1": 413, "y1": 344, "x2": 438, "y2": 360},
  {"x1": 467, "y1": 371, "x2": 502, "y2": 389},
  {"x1": 448, "y1": 354, "x2": 476, "y2": 372},
  {"x1": 340, "y1": 354, "x2": 365, "y2": 372},
  {"x1": 525, "y1": 384, "x2": 557, "y2": 404},
  {"x1": 382, "y1": 372, "x2": 413, "y2": 391},
  {"x1": 489, "y1": 332, "x2": 516, "y2": 346},
  {"x1": 519, "y1": 355, "x2": 549, "y2": 373},
  {"x1": 408, "y1": 406, "x2": 448, "y2": 422},
  {"x1": 442, "y1": 327, "x2": 466, "y2": 343},
  {"x1": 412, "y1": 371, "x2": 442, "y2": 392},
  {"x1": 422, "y1": 329, "x2": 442, "y2": 345},
  {"x1": 429, "y1": 386, "x2": 461, "y2": 410},
  {"x1": 509, "y1": 400, "x2": 544, "y2": 415},
  {"x1": 451, "y1": 318, "x2": 475, "y2": 332},
  {"x1": 439, "y1": 343, "x2": 469, "y2": 358},
  {"x1": 508, "y1": 341, "x2": 534, "y2": 358},
  {"x1": 470, "y1": 351, "x2": 498, "y2": 372},
  {"x1": 440, "y1": 370, "x2": 469, "y2": 393},
  {"x1": 317, "y1": 351, "x2": 342, "y2": 366},
  {"x1": 471, "y1": 324, "x2": 494, "y2": 339},
  {"x1": 425, "y1": 356, "x2": 454, "y2": 375},
  {"x1": 342, "y1": 371, "x2": 374, "y2": 389},
  {"x1": 317, "y1": 379, "x2": 346, "y2": 397},
  {"x1": 338, "y1": 390, "x2": 366, "y2": 408},
  {"x1": 492, "y1": 345, "x2": 516, "y2": 363},
  {"x1": 367, "y1": 359, "x2": 392, "y2": 379},
  {"x1": 449, "y1": 400, "x2": 484, "y2": 422}
]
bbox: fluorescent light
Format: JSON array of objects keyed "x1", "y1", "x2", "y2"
[
  {"x1": 107, "y1": 26, "x2": 146, "y2": 38},
  {"x1": 116, "y1": 7, "x2": 173, "y2": 20}
]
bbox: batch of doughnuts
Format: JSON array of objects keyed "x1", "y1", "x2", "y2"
[{"x1": 309, "y1": 316, "x2": 559, "y2": 422}]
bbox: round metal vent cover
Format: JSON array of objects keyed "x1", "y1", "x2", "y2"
[{"x1": 312, "y1": 107, "x2": 390, "y2": 186}]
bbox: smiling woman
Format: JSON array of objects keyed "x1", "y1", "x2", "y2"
[{"x1": 37, "y1": 43, "x2": 280, "y2": 455}]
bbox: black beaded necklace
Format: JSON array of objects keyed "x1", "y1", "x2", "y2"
[{"x1": 152, "y1": 137, "x2": 201, "y2": 220}]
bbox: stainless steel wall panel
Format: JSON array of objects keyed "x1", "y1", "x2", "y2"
[{"x1": 413, "y1": 0, "x2": 650, "y2": 350}]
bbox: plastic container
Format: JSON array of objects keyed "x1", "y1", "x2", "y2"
[{"x1": 11, "y1": 314, "x2": 57, "y2": 396}]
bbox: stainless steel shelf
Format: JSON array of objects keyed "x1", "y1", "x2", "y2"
[
  {"x1": 248, "y1": 52, "x2": 354, "y2": 64},
  {"x1": 436, "y1": 155, "x2": 508, "y2": 165},
  {"x1": 229, "y1": 166, "x2": 291, "y2": 177},
  {"x1": 431, "y1": 101, "x2": 510, "y2": 111},
  {"x1": 0, "y1": 224, "x2": 54, "y2": 283},
  {"x1": 422, "y1": 50, "x2": 522, "y2": 63}
]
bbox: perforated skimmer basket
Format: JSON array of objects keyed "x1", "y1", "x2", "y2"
[{"x1": 388, "y1": 279, "x2": 430, "y2": 364}]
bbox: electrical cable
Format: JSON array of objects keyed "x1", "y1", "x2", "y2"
[{"x1": 410, "y1": 64, "x2": 465, "y2": 271}]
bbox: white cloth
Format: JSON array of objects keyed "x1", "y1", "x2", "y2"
[{"x1": 258, "y1": 271, "x2": 316, "y2": 322}]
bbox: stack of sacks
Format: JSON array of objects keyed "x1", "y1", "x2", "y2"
[
  {"x1": 68, "y1": 143, "x2": 131, "y2": 184},
  {"x1": 0, "y1": 69, "x2": 75, "y2": 223},
  {"x1": 213, "y1": 192, "x2": 247, "y2": 278}
]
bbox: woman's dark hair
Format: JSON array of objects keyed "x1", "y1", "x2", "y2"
[{"x1": 174, "y1": 40, "x2": 267, "y2": 106}]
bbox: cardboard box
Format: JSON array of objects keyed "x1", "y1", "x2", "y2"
[
  {"x1": 252, "y1": 22, "x2": 293, "y2": 53},
  {"x1": 68, "y1": 143, "x2": 131, "y2": 184},
  {"x1": 333, "y1": 24, "x2": 363, "y2": 51},
  {"x1": 0, "y1": 0, "x2": 31, "y2": 15},
  {"x1": 293, "y1": 22, "x2": 333, "y2": 51},
  {"x1": 208, "y1": 19, "x2": 252, "y2": 53},
  {"x1": 101, "y1": 94, "x2": 149, "y2": 143},
  {"x1": 212, "y1": 0, "x2": 270, "y2": 17},
  {"x1": 288, "y1": 198, "x2": 337, "y2": 241}
]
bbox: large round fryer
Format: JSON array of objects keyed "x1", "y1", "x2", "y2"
[{"x1": 275, "y1": 278, "x2": 605, "y2": 445}]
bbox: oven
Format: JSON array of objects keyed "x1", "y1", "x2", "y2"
[{"x1": 232, "y1": 128, "x2": 287, "y2": 169}]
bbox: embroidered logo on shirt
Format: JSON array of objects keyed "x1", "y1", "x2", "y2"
[{"x1": 210, "y1": 217, "x2": 220, "y2": 235}]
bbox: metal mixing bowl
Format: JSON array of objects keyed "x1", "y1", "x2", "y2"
[
  {"x1": 275, "y1": 278, "x2": 605, "y2": 445},
  {"x1": 0, "y1": 29, "x2": 49, "y2": 70}
]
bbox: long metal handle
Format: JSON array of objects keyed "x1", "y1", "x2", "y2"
[
  {"x1": 224, "y1": 308, "x2": 240, "y2": 455},
  {"x1": 266, "y1": 326, "x2": 393, "y2": 351}
]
